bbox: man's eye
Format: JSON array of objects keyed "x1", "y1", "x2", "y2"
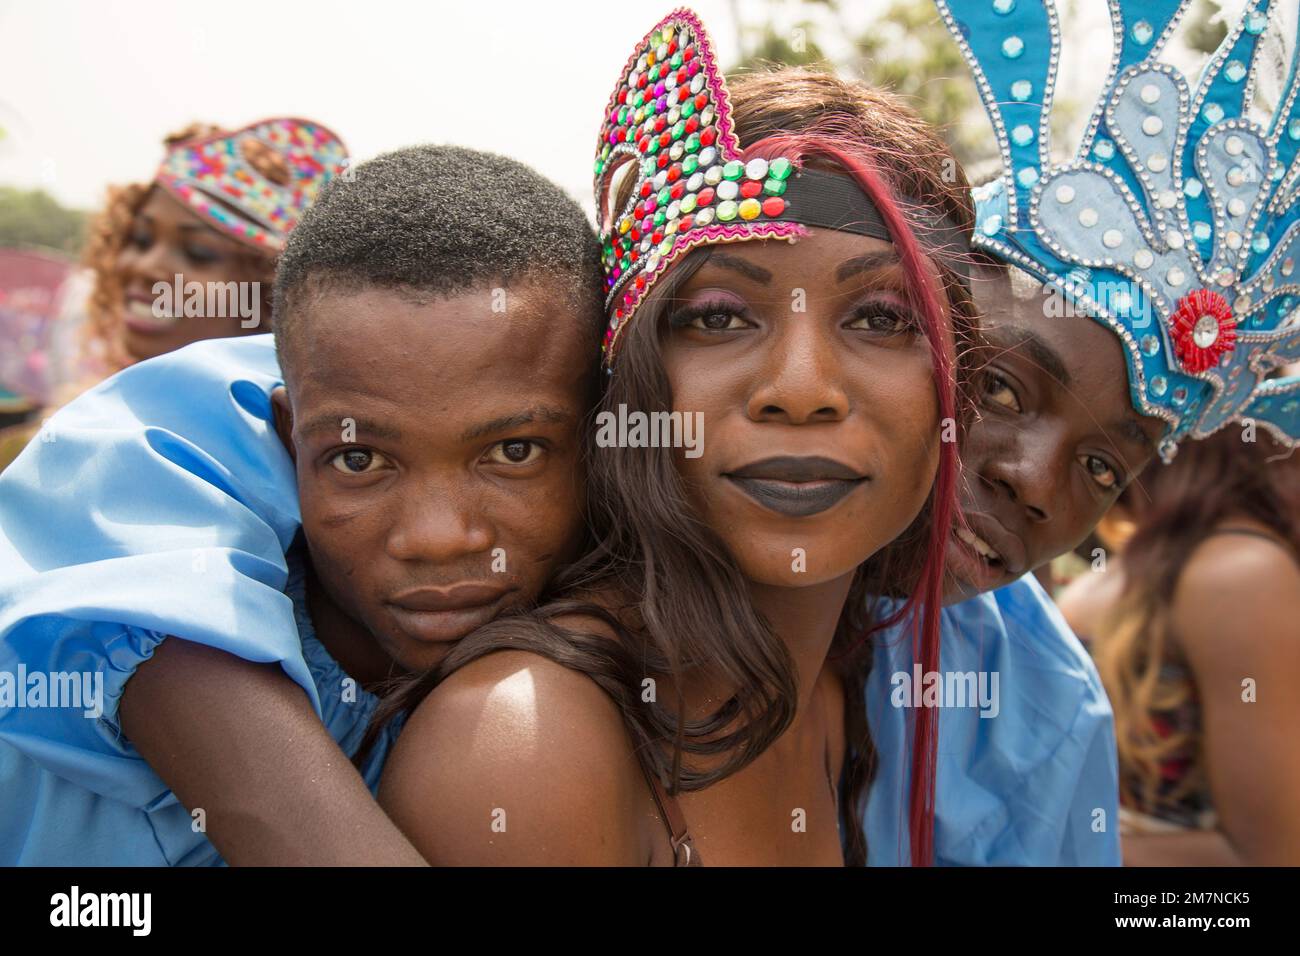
[
  {"x1": 1080, "y1": 454, "x2": 1119, "y2": 490},
  {"x1": 330, "y1": 449, "x2": 389, "y2": 474},
  {"x1": 846, "y1": 305, "x2": 915, "y2": 334},
  {"x1": 487, "y1": 440, "x2": 543, "y2": 465},
  {"x1": 980, "y1": 371, "x2": 1022, "y2": 412}
]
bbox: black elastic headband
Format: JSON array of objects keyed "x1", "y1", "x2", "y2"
[{"x1": 778, "y1": 167, "x2": 972, "y2": 282}]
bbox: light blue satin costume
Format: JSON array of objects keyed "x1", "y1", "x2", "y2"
[
  {"x1": 0, "y1": 335, "x2": 401, "y2": 865},
  {"x1": 0, "y1": 334, "x2": 1119, "y2": 865},
  {"x1": 863, "y1": 584, "x2": 1121, "y2": 865}
]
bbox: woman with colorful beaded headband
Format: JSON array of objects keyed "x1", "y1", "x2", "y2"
[
  {"x1": 0, "y1": 119, "x2": 345, "y2": 474},
  {"x1": 81, "y1": 117, "x2": 346, "y2": 371},
  {"x1": 371, "y1": 11, "x2": 978, "y2": 866}
]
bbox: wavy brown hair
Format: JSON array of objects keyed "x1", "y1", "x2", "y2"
[
  {"x1": 79, "y1": 122, "x2": 280, "y2": 373},
  {"x1": 1093, "y1": 430, "x2": 1300, "y2": 819},
  {"x1": 362, "y1": 68, "x2": 978, "y2": 865}
]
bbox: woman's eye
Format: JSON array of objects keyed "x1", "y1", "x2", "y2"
[
  {"x1": 330, "y1": 448, "x2": 389, "y2": 474},
  {"x1": 487, "y1": 439, "x2": 543, "y2": 465},
  {"x1": 846, "y1": 305, "x2": 915, "y2": 335},
  {"x1": 128, "y1": 230, "x2": 152, "y2": 250},
  {"x1": 184, "y1": 244, "x2": 222, "y2": 265},
  {"x1": 980, "y1": 371, "x2": 1022, "y2": 412},
  {"x1": 1080, "y1": 454, "x2": 1119, "y2": 490},
  {"x1": 689, "y1": 311, "x2": 747, "y2": 331}
]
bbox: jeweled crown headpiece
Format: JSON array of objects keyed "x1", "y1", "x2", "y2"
[
  {"x1": 155, "y1": 117, "x2": 348, "y2": 252},
  {"x1": 938, "y1": 0, "x2": 1300, "y2": 459},
  {"x1": 594, "y1": 7, "x2": 969, "y2": 364}
]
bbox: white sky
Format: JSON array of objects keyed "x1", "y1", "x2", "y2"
[
  {"x1": 0, "y1": 0, "x2": 1253, "y2": 219},
  {"x1": 0, "y1": 0, "x2": 874, "y2": 213}
]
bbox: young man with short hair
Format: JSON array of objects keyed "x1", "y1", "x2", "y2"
[{"x1": 0, "y1": 144, "x2": 603, "y2": 865}]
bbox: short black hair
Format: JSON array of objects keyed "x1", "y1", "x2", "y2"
[{"x1": 272, "y1": 144, "x2": 603, "y2": 378}]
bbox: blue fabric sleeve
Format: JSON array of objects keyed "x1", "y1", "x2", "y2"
[
  {"x1": 0, "y1": 334, "x2": 306, "y2": 809},
  {"x1": 864, "y1": 574, "x2": 1122, "y2": 865}
]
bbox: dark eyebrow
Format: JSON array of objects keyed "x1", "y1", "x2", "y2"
[
  {"x1": 461, "y1": 406, "x2": 574, "y2": 442},
  {"x1": 990, "y1": 323, "x2": 1072, "y2": 388},
  {"x1": 1109, "y1": 416, "x2": 1156, "y2": 455},
  {"x1": 300, "y1": 413, "x2": 402, "y2": 441},
  {"x1": 836, "y1": 252, "x2": 901, "y2": 283},
  {"x1": 707, "y1": 253, "x2": 772, "y2": 285}
]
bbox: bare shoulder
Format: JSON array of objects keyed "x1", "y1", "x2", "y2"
[
  {"x1": 378, "y1": 647, "x2": 650, "y2": 865},
  {"x1": 1173, "y1": 526, "x2": 1300, "y2": 669},
  {"x1": 1056, "y1": 560, "x2": 1127, "y2": 638}
]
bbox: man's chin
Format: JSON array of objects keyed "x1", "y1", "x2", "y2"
[
  {"x1": 391, "y1": 641, "x2": 456, "y2": 675},
  {"x1": 381, "y1": 602, "x2": 519, "y2": 674}
]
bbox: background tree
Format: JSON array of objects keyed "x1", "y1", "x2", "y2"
[
  {"x1": 726, "y1": 0, "x2": 1236, "y2": 171},
  {"x1": 0, "y1": 185, "x2": 86, "y2": 257}
]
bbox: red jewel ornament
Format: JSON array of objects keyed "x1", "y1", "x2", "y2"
[{"x1": 1170, "y1": 288, "x2": 1236, "y2": 373}]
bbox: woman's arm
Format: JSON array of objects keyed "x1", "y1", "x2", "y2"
[
  {"x1": 1166, "y1": 534, "x2": 1300, "y2": 865},
  {"x1": 1123, "y1": 829, "x2": 1243, "y2": 866},
  {"x1": 378, "y1": 650, "x2": 651, "y2": 866},
  {"x1": 121, "y1": 638, "x2": 427, "y2": 866}
]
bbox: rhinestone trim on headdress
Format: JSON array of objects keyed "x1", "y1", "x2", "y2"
[
  {"x1": 155, "y1": 117, "x2": 348, "y2": 252},
  {"x1": 938, "y1": 0, "x2": 1300, "y2": 459}
]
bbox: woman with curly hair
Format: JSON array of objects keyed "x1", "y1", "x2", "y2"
[
  {"x1": 0, "y1": 118, "x2": 346, "y2": 471},
  {"x1": 80, "y1": 118, "x2": 347, "y2": 371}
]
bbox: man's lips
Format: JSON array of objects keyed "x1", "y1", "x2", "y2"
[
  {"x1": 947, "y1": 512, "x2": 1028, "y2": 590},
  {"x1": 386, "y1": 583, "x2": 515, "y2": 643},
  {"x1": 724, "y1": 455, "x2": 869, "y2": 518}
]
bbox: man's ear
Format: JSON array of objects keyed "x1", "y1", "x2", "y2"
[{"x1": 271, "y1": 386, "x2": 296, "y2": 463}]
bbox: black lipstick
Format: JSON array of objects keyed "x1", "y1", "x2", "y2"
[{"x1": 724, "y1": 456, "x2": 868, "y2": 518}]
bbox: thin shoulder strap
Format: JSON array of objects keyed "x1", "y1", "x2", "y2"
[{"x1": 636, "y1": 751, "x2": 703, "y2": 867}]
